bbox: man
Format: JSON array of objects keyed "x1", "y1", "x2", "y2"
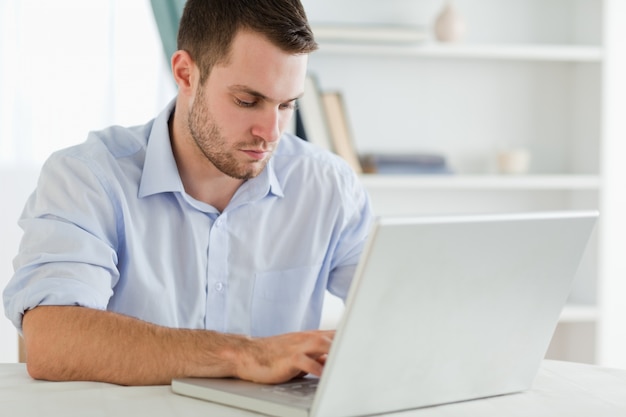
[{"x1": 3, "y1": 0, "x2": 373, "y2": 386}]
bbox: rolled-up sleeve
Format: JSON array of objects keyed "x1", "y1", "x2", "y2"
[{"x1": 3, "y1": 150, "x2": 119, "y2": 331}]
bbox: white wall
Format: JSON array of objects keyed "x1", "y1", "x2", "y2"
[
  {"x1": 0, "y1": 0, "x2": 175, "y2": 362},
  {"x1": 0, "y1": 166, "x2": 40, "y2": 362}
]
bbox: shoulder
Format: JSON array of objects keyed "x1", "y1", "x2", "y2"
[
  {"x1": 272, "y1": 133, "x2": 357, "y2": 184},
  {"x1": 42, "y1": 120, "x2": 153, "y2": 179},
  {"x1": 55, "y1": 121, "x2": 152, "y2": 163},
  {"x1": 271, "y1": 134, "x2": 368, "y2": 216},
  {"x1": 35, "y1": 121, "x2": 156, "y2": 214}
]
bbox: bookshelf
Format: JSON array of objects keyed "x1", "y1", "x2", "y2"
[
  {"x1": 305, "y1": 0, "x2": 626, "y2": 368},
  {"x1": 317, "y1": 43, "x2": 603, "y2": 62},
  {"x1": 359, "y1": 174, "x2": 600, "y2": 191}
]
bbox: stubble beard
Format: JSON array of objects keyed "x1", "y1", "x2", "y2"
[{"x1": 187, "y1": 90, "x2": 271, "y2": 181}]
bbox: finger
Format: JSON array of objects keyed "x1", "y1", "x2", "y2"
[
  {"x1": 302, "y1": 334, "x2": 333, "y2": 359},
  {"x1": 315, "y1": 354, "x2": 328, "y2": 365},
  {"x1": 318, "y1": 330, "x2": 336, "y2": 340},
  {"x1": 296, "y1": 354, "x2": 325, "y2": 377}
]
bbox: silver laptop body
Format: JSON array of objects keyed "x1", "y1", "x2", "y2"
[{"x1": 172, "y1": 211, "x2": 598, "y2": 417}]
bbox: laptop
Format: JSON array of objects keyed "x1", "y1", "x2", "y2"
[{"x1": 172, "y1": 211, "x2": 598, "y2": 417}]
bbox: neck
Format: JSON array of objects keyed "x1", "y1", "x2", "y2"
[{"x1": 169, "y1": 109, "x2": 244, "y2": 212}]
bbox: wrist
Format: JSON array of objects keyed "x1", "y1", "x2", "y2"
[
  {"x1": 225, "y1": 334, "x2": 258, "y2": 380},
  {"x1": 183, "y1": 330, "x2": 253, "y2": 379}
]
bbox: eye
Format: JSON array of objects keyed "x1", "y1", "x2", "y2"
[
  {"x1": 279, "y1": 101, "x2": 298, "y2": 111},
  {"x1": 234, "y1": 97, "x2": 256, "y2": 108}
]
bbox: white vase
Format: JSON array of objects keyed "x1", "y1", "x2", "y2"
[
  {"x1": 434, "y1": 1, "x2": 466, "y2": 42},
  {"x1": 496, "y1": 149, "x2": 531, "y2": 175}
]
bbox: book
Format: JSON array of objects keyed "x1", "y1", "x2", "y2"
[
  {"x1": 312, "y1": 24, "x2": 428, "y2": 44},
  {"x1": 361, "y1": 153, "x2": 453, "y2": 175},
  {"x1": 296, "y1": 75, "x2": 334, "y2": 152},
  {"x1": 321, "y1": 91, "x2": 363, "y2": 173}
]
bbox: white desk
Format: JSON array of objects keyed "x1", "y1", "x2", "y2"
[{"x1": 2, "y1": 361, "x2": 626, "y2": 416}]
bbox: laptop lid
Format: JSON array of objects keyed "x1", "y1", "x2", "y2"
[{"x1": 172, "y1": 211, "x2": 598, "y2": 417}]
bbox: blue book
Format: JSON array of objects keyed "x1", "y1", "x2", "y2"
[{"x1": 361, "y1": 153, "x2": 453, "y2": 175}]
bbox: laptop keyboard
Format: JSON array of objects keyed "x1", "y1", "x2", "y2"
[{"x1": 261, "y1": 379, "x2": 319, "y2": 399}]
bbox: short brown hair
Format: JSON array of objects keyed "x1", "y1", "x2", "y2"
[{"x1": 177, "y1": 0, "x2": 318, "y2": 84}]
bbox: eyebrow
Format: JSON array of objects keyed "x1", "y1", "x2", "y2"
[{"x1": 228, "y1": 85, "x2": 303, "y2": 104}]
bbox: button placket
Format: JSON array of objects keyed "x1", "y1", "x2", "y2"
[{"x1": 205, "y1": 214, "x2": 229, "y2": 331}]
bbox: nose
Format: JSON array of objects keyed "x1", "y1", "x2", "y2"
[{"x1": 251, "y1": 107, "x2": 282, "y2": 143}]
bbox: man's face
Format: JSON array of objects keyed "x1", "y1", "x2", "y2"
[{"x1": 187, "y1": 30, "x2": 308, "y2": 180}]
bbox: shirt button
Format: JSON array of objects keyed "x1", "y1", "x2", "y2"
[
  {"x1": 215, "y1": 282, "x2": 224, "y2": 292},
  {"x1": 215, "y1": 215, "x2": 226, "y2": 228}
]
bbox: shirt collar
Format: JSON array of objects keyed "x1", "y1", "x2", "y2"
[
  {"x1": 237, "y1": 158, "x2": 284, "y2": 203},
  {"x1": 138, "y1": 100, "x2": 284, "y2": 201},
  {"x1": 138, "y1": 100, "x2": 184, "y2": 198}
]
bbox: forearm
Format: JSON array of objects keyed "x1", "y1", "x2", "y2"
[{"x1": 22, "y1": 306, "x2": 248, "y2": 385}]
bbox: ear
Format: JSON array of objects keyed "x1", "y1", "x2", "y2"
[{"x1": 171, "y1": 50, "x2": 196, "y2": 97}]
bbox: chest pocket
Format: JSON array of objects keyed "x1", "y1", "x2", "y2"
[{"x1": 251, "y1": 264, "x2": 321, "y2": 337}]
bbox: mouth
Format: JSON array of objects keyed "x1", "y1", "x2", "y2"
[{"x1": 241, "y1": 149, "x2": 270, "y2": 161}]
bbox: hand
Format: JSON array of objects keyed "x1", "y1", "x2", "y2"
[{"x1": 235, "y1": 330, "x2": 335, "y2": 384}]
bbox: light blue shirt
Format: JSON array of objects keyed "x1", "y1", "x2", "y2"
[{"x1": 3, "y1": 102, "x2": 374, "y2": 337}]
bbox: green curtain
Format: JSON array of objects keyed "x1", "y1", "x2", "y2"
[{"x1": 150, "y1": 0, "x2": 186, "y2": 66}]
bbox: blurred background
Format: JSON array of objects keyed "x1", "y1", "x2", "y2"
[{"x1": 1, "y1": 0, "x2": 625, "y2": 369}]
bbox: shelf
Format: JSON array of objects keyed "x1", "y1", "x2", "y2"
[
  {"x1": 317, "y1": 42, "x2": 603, "y2": 62},
  {"x1": 359, "y1": 174, "x2": 601, "y2": 191},
  {"x1": 560, "y1": 305, "x2": 598, "y2": 323},
  {"x1": 305, "y1": 0, "x2": 618, "y2": 367},
  {"x1": 322, "y1": 298, "x2": 597, "y2": 330}
]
